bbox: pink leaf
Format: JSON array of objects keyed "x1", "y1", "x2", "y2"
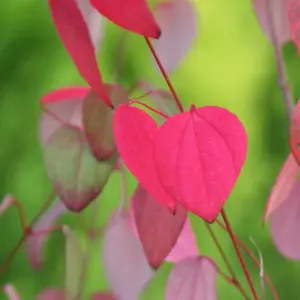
[
  {"x1": 287, "y1": 0, "x2": 300, "y2": 52},
  {"x1": 290, "y1": 99, "x2": 300, "y2": 164},
  {"x1": 48, "y1": 0, "x2": 111, "y2": 107},
  {"x1": 36, "y1": 288, "x2": 65, "y2": 300},
  {"x1": 153, "y1": 0, "x2": 197, "y2": 73},
  {"x1": 252, "y1": 0, "x2": 290, "y2": 45},
  {"x1": 39, "y1": 86, "x2": 89, "y2": 146},
  {"x1": 165, "y1": 256, "x2": 217, "y2": 300},
  {"x1": 26, "y1": 200, "x2": 67, "y2": 269},
  {"x1": 75, "y1": 0, "x2": 104, "y2": 51},
  {"x1": 271, "y1": 180, "x2": 300, "y2": 260},
  {"x1": 82, "y1": 85, "x2": 128, "y2": 161},
  {"x1": 90, "y1": 292, "x2": 115, "y2": 300},
  {"x1": 166, "y1": 217, "x2": 198, "y2": 263},
  {"x1": 90, "y1": 0, "x2": 161, "y2": 38},
  {"x1": 113, "y1": 105, "x2": 177, "y2": 213},
  {"x1": 4, "y1": 284, "x2": 21, "y2": 300},
  {"x1": 154, "y1": 105, "x2": 247, "y2": 222},
  {"x1": 130, "y1": 184, "x2": 187, "y2": 268},
  {"x1": 43, "y1": 125, "x2": 117, "y2": 212},
  {"x1": 264, "y1": 153, "x2": 300, "y2": 222},
  {"x1": 102, "y1": 212, "x2": 154, "y2": 300}
]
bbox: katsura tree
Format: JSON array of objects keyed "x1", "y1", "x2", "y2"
[{"x1": 1, "y1": 0, "x2": 300, "y2": 299}]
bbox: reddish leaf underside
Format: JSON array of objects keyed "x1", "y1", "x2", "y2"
[
  {"x1": 48, "y1": 0, "x2": 111, "y2": 107},
  {"x1": 43, "y1": 125, "x2": 117, "y2": 212},
  {"x1": 153, "y1": 0, "x2": 197, "y2": 73},
  {"x1": 252, "y1": 0, "x2": 290, "y2": 45},
  {"x1": 154, "y1": 105, "x2": 247, "y2": 222},
  {"x1": 165, "y1": 256, "x2": 217, "y2": 300},
  {"x1": 287, "y1": 0, "x2": 300, "y2": 52},
  {"x1": 264, "y1": 153, "x2": 300, "y2": 222},
  {"x1": 90, "y1": 0, "x2": 161, "y2": 38},
  {"x1": 102, "y1": 212, "x2": 154, "y2": 300},
  {"x1": 26, "y1": 200, "x2": 67, "y2": 270},
  {"x1": 271, "y1": 180, "x2": 300, "y2": 260},
  {"x1": 130, "y1": 184, "x2": 187, "y2": 268},
  {"x1": 82, "y1": 85, "x2": 129, "y2": 161},
  {"x1": 39, "y1": 86, "x2": 89, "y2": 146},
  {"x1": 290, "y1": 99, "x2": 300, "y2": 164},
  {"x1": 113, "y1": 104, "x2": 177, "y2": 213}
]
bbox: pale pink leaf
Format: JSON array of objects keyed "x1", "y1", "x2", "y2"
[
  {"x1": 153, "y1": 0, "x2": 197, "y2": 73},
  {"x1": 252, "y1": 0, "x2": 290, "y2": 45},
  {"x1": 271, "y1": 180, "x2": 300, "y2": 260},
  {"x1": 130, "y1": 184, "x2": 187, "y2": 268},
  {"x1": 4, "y1": 284, "x2": 21, "y2": 300},
  {"x1": 165, "y1": 256, "x2": 217, "y2": 300},
  {"x1": 25, "y1": 199, "x2": 67, "y2": 269},
  {"x1": 166, "y1": 217, "x2": 198, "y2": 263},
  {"x1": 102, "y1": 212, "x2": 154, "y2": 300},
  {"x1": 0, "y1": 195, "x2": 14, "y2": 216},
  {"x1": 264, "y1": 153, "x2": 299, "y2": 222},
  {"x1": 36, "y1": 288, "x2": 65, "y2": 300},
  {"x1": 39, "y1": 87, "x2": 89, "y2": 146},
  {"x1": 48, "y1": 0, "x2": 111, "y2": 107}
]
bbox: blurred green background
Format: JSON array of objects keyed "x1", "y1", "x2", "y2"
[{"x1": 0, "y1": 0, "x2": 299, "y2": 299}]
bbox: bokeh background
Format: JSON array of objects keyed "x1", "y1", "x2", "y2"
[{"x1": 0, "y1": 0, "x2": 299, "y2": 299}]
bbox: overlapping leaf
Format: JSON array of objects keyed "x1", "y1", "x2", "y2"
[
  {"x1": 26, "y1": 199, "x2": 67, "y2": 269},
  {"x1": 43, "y1": 125, "x2": 117, "y2": 212},
  {"x1": 165, "y1": 256, "x2": 217, "y2": 300},
  {"x1": 82, "y1": 85, "x2": 129, "y2": 161},
  {"x1": 90, "y1": 0, "x2": 161, "y2": 38},
  {"x1": 130, "y1": 184, "x2": 186, "y2": 268},
  {"x1": 153, "y1": 105, "x2": 247, "y2": 222},
  {"x1": 153, "y1": 0, "x2": 197, "y2": 73},
  {"x1": 48, "y1": 0, "x2": 111, "y2": 107},
  {"x1": 113, "y1": 104, "x2": 177, "y2": 213},
  {"x1": 102, "y1": 212, "x2": 154, "y2": 300}
]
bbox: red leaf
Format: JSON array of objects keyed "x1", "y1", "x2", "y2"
[
  {"x1": 130, "y1": 184, "x2": 187, "y2": 268},
  {"x1": 165, "y1": 256, "x2": 217, "y2": 300},
  {"x1": 25, "y1": 200, "x2": 67, "y2": 269},
  {"x1": 165, "y1": 217, "x2": 198, "y2": 263},
  {"x1": 252, "y1": 0, "x2": 290, "y2": 45},
  {"x1": 36, "y1": 288, "x2": 65, "y2": 300},
  {"x1": 271, "y1": 180, "x2": 300, "y2": 260},
  {"x1": 90, "y1": 292, "x2": 115, "y2": 300},
  {"x1": 102, "y1": 212, "x2": 154, "y2": 300},
  {"x1": 39, "y1": 86, "x2": 89, "y2": 146},
  {"x1": 113, "y1": 104, "x2": 177, "y2": 213},
  {"x1": 287, "y1": 0, "x2": 300, "y2": 52},
  {"x1": 290, "y1": 99, "x2": 300, "y2": 163},
  {"x1": 264, "y1": 153, "x2": 300, "y2": 222},
  {"x1": 153, "y1": 0, "x2": 197, "y2": 73},
  {"x1": 90, "y1": 0, "x2": 161, "y2": 38},
  {"x1": 82, "y1": 85, "x2": 129, "y2": 161},
  {"x1": 154, "y1": 105, "x2": 247, "y2": 222},
  {"x1": 48, "y1": 0, "x2": 111, "y2": 107}
]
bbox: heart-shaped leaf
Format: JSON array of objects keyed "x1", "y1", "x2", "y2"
[
  {"x1": 165, "y1": 256, "x2": 217, "y2": 300},
  {"x1": 48, "y1": 0, "x2": 111, "y2": 107},
  {"x1": 290, "y1": 99, "x2": 300, "y2": 164},
  {"x1": 43, "y1": 125, "x2": 117, "y2": 212},
  {"x1": 90, "y1": 0, "x2": 161, "y2": 38},
  {"x1": 264, "y1": 153, "x2": 300, "y2": 222},
  {"x1": 102, "y1": 212, "x2": 154, "y2": 300},
  {"x1": 152, "y1": 0, "x2": 197, "y2": 73},
  {"x1": 82, "y1": 85, "x2": 129, "y2": 161},
  {"x1": 113, "y1": 104, "x2": 177, "y2": 213},
  {"x1": 154, "y1": 105, "x2": 247, "y2": 222},
  {"x1": 130, "y1": 184, "x2": 186, "y2": 268},
  {"x1": 40, "y1": 86, "x2": 89, "y2": 146},
  {"x1": 26, "y1": 199, "x2": 67, "y2": 269}
]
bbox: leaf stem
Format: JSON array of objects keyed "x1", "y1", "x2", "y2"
[
  {"x1": 144, "y1": 36, "x2": 184, "y2": 113},
  {"x1": 221, "y1": 209, "x2": 259, "y2": 300},
  {"x1": 265, "y1": 0, "x2": 294, "y2": 119},
  {"x1": 129, "y1": 100, "x2": 169, "y2": 119}
]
